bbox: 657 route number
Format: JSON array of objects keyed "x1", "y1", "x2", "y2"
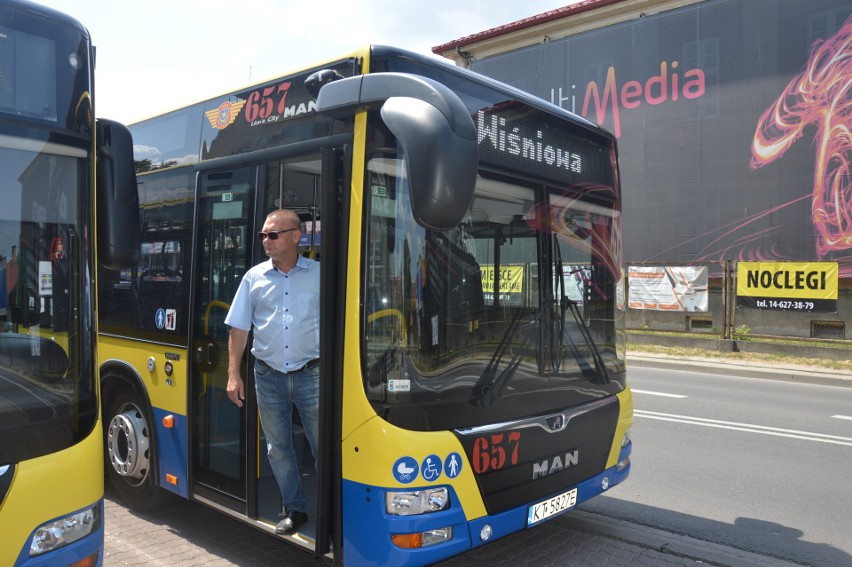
[
  {"x1": 472, "y1": 432, "x2": 521, "y2": 474},
  {"x1": 244, "y1": 81, "x2": 292, "y2": 123}
]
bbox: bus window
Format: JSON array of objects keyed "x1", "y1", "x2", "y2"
[{"x1": 99, "y1": 168, "x2": 194, "y2": 338}]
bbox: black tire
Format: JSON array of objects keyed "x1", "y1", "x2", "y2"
[{"x1": 104, "y1": 387, "x2": 168, "y2": 511}]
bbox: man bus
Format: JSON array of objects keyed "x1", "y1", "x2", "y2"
[
  {"x1": 98, "y1": 45, "x2": 632, "y2": 566},
  {"x1": 0, "y1": 1, "x2": 138, "y2": 565}
]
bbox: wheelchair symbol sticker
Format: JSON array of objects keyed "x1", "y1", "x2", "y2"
[
  {"x1": 444, "y1": 452, "x2": 462, "y2": 479},
  {"x1": 393, "y1": 456, "x2": 419, "y2": 484},
  {"x1": 421, "y1": 454, "x2": 442, "y2": 482}
]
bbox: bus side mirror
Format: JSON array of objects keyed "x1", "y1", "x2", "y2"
[
  {"x1": 96, "y1": 118, "x2": 140, "y2": 270},
  {"x1": 380, "y1": 96, "x2": 478, "y2": 230},
  {"x1": 312, "y1": 72, "x2": 478, "y2": 230}
]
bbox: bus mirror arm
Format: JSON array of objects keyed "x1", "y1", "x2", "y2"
[
  {"x1": 312, "y1": 73, "x2": 474, "y2": 133},
  {"x1": 96, "y1": 119, "x2": 141, "y2": 270},
  {"x1": 304, "y1": 69, "x2": 345, "y2": 99},
  {"x1": 313, "y1": 72, "x2": 478, "y2": 229}
]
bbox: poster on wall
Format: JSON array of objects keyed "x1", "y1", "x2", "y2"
[
  {"x1": 470, "y1": 0, "x2": 852, "y2": 276},
  {"x1": 628, "y1": 266, "x2": 708, "y2": 312},
  {"x1": 736, "y1": 261, "x2": 838, "y2": 312},
  {"x1": 480, "y1": 264, "x2": 525, "y2": 305}
]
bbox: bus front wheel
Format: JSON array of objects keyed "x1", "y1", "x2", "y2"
[{"x1": 105, "y1": 388, "x2": 167, "y2": 511}]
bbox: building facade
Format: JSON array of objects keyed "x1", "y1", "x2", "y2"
[{"x1": 435, "y1": 0, "x2": 852, "y2": 275}]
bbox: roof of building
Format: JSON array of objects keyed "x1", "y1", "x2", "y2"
[{"x1": 431, "y1": 0, "x2": 619, "y2": 54}]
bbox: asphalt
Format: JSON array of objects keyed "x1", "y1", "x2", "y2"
[
  {"x1": 561, "y1": 509, "x2": 805, "y2": 567},
  {"x1": 587, "y1": 350, "x2": 852, "y2": 566},
  {"x1": 628, "y1": 351, "x2": 852, "y2": 388},
  {"x1": 102, "y1": 353, "x2": 850, "y2": 566}
]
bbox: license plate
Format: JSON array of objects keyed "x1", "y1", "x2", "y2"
[{"x1": 527, "y1": 488, "x2": 578, "y2": 526}]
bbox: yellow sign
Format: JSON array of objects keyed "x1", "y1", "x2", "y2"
[
  {"x1": 480, "y1": 265, "x2": 525, "y2": 294},
  {"x1": 737, "y1": 261, "x2": 838, "y2": 300}
]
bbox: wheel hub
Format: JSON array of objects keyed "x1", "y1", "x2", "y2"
[{"x1": 107, "y1": 404, "x2": 150, "y2": 482}]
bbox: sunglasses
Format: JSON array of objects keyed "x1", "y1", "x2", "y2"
[{"x1": 258, "y1": 228, "x2": 297, "y2": 240}]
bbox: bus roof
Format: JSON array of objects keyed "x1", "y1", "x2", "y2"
[
  {"x1": 127, "y1": 46, "x2": 371, "y2": 126},
  {"x1": 372, "y1": 45, "x2": 605, "y2": 136},
  {"x1": 2, "y1": 0, "x2": 90, "y2": 38},
  {"x1": 129, "y1": 44, "x2": 606, "y2": 138}
]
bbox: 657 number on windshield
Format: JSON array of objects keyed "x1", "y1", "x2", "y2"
[
  {"x1": 472, "y1": 432, "x2": 521, "y2": 474},
  {"x1": 244, "y1": 81, "x2": 293, "y2": 123}
]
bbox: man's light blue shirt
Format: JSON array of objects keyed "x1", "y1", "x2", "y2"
[{"x1": 225, "y1": 256, "x2": 320, "y2": 373}]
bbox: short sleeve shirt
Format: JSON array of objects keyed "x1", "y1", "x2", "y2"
[{"x1": 225, "y1": 256, "x2": 320, "y2": 373}]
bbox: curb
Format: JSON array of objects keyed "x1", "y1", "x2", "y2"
[
  {"x1": 565, "y1": 509, "x2": 805, "y2": 567},
  {"x1": 628, "y1": 354, "x2": 852, "y2": 388}
]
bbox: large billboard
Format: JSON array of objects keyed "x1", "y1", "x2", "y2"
[{"x1": 469, "y1": 0, "x2": 851, "y2": 275}]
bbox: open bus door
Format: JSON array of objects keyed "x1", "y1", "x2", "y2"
[
  {"x1": 188, "y1": 148, "x2": 342, "y2": 558},
  {"x1": 190, "y1": 165, "x2": 256, "y2": 510}
]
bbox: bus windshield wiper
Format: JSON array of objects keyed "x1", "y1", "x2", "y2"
[
  {"x1": 469, "y1": 308, "x2": 531, "y2": 406},
  {"x1": 561, "y1": 295, "x2": 609, "y2": 384},
  {"x1": 554, "y1": 238, "x2": 609, "y2": 384}
]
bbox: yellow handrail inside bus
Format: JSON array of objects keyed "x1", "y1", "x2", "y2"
[
  {"x1": 203, "y1": 299, "x2": 232, "y2": 334},
  {"x1": 200, "y1": 299, "x2": 231, "y2": 399},
  {"x1": 366, "y1": 308, "x2": 408, "y2": 343}
]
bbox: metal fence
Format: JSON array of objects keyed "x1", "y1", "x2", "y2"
[{"x1": 625, "y1": 260, "x2": 852, "y2": 343}]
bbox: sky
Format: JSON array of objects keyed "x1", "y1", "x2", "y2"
[{"x1": 37, "y1": 0, "x2": 581, "y2": 125}]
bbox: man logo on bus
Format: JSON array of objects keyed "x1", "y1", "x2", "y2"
[
  {"x1": 546, "y1": 414, "x2": 566, "y2": 432},
  {"x1": 205, "y1": 99, "x2": 247, "y2": 130}
]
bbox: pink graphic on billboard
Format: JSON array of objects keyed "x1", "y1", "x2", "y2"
[{"x1": 751, "y1": 15, "x2": 852, "y2": 273}]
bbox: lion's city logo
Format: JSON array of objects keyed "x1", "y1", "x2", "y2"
[{"x1": 205, "y1": 99, "x2": 246, "y2": 130}]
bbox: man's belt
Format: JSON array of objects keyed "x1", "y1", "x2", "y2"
[
  {"x1": 298, "y1": 358, "x2": 320, "y2": 373},
  {"x1": 258, "y1": 358, "x2": 319, "y2": 374}
]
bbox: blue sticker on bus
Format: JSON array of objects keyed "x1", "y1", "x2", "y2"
[
  {"x1": 155, "y1": 308, "x2": 166, "y2": 329},
  {"x1": 420, "y1": 454, "x2": 442, "y2": 482},
  {"x1": 393, "y1": 456, "x2": 418, "y2": 484},
  {"x1": 444, "y1": 452, "x2": 462, "y2": 479}
]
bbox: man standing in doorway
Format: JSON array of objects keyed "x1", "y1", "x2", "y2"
[{"x1": 225, "y1": 209, "x2": 320, "y2": 535}]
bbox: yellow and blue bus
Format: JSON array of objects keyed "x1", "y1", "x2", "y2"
[
  {"x1": 98, "y1": 45, "x2": 632, "y2": 566},
  {"x1": 0, "y1": 1, "x2": 138, "y2": 565}
]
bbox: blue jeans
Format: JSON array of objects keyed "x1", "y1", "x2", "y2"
[{"x1": 254, "y1": 359, "x2": 319, "y2": 514}]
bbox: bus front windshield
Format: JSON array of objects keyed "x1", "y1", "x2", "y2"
[
  {"x1": 0, "y1": 139, "x2": 94, "y2": 465},
  {"x1": 363, "y1": 151, "x2": 626, "y2": 432}
]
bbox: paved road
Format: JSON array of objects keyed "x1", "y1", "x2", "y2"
[
  {"x1": 584, "y1": 363, "x2": 852, "y2": 567},
  {"x1": 104, "y1": 354, "x2": 850, "y2": 566},
  {"x1": 102, "y1": 488, "x2": 712, "y2": 566},
  {"x1": 105, "y1": 484, "x2": 810, "y2": 566},
  {"x1": 103, "y1": 489, "x2": 313, "y2": 566}
]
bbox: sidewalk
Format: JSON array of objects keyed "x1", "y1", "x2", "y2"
[{"x1": 628, "y1": 351, "x2": 852, "y2": 388}]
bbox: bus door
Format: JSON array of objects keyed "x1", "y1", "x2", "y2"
[
  {"x1": 190, "y1": 166, "x2": 257, "y2": 512},
  {"x1": 189, "y1": 150, "x2": 340, "y2": 551},
  {"x1": 250, "y1": 152, "x2": 328, "y2": 535}
]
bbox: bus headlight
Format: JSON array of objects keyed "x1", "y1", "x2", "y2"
[
  {"x1": 621, "y1": 426, "x2": 632, "y2": 448},
  {"x1": 30, "y1": 503, "x2": 101, "y2": 556},
  {"x1": 386, "y1": 487, "x2": 449, "y2": 516}
]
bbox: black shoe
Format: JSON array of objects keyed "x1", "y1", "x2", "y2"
[{"x1": 276, "y1": 510, "x2": 308, "y2": 534}]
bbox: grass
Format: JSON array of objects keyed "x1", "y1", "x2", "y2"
[
  {"x1": 628, "y1": 342, "x2": 852, "y2": 372},
  {"x1": 629, "y1": 329, "x2": 852, "y2": 350}
]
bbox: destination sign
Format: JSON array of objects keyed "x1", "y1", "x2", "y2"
[{"x1": 475, "y1": 108, "x2": 610, "y2": 186}]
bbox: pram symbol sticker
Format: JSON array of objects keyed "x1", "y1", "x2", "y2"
[{"x1": 393, "y1": 456, "x2": 419, "y2": 484}]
